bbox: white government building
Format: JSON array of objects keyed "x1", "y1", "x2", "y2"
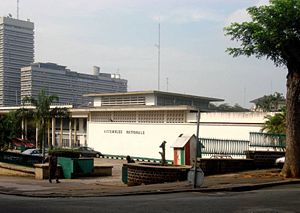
[
  {"x1": 68, "y1": 91, "x2": 269, "y2": 160},
  {"x1": 1, "y1": 90, "x2": 271, "y2": 161}
]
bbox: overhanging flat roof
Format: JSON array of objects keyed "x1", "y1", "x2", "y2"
[
  {"x1": 84, "y1": 90, "x2": 224, "y2": 102},
  {"x1": 70, "y1": 105, "x2": 199, "y2": 113}
]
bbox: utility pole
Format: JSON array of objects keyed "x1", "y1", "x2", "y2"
[
  {"x1": 155, "y1": 21, "x2": 161, "y2": 91},
  {"x1": 193, "y1": 109, "x2": 201, "y2": 188},
  {"x1": 166, "y1": 77, "x2": 169, "y2": 91}
]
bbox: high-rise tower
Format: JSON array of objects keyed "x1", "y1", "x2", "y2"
[{"x1": 0, "y1": 16, "x2": 34, "y2": 106}]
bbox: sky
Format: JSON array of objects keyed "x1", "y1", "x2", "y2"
[{"x1": 1, "y1": 0, "x2": 287, "y2": 107}]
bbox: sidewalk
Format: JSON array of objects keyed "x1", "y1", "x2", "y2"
[{"x1": 0, "y1": 159, "x2": 299, "y2": 197}]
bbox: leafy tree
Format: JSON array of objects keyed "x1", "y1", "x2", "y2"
[
  {"x1": 0, "y1": 111, "x2": 22, "y2": 150},
  {"x1": 225, "y1": 0, "x2": 300, "y2": 177},
  {"x1": 253, "y1": 92, "x2": 285, "y2": 112},
  {"x1": 0, "y1": 116, "x2": 5, "y2": 149},
  {"x1": 209, "y1": 103, "x2": 249, "y2": 112}
]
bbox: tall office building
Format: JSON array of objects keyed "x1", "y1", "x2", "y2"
[
  {"x1": 21, "y1": 62, "x2": 128, "y2": 106},
  {"x1": 0, "y1": 16, "x2": 34, "y2": 106}
]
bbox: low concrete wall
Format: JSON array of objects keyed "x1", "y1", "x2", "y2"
[
  {"x1": 245, "y1": 151, "x2": 285, "y2": 169},
  {"x1": 34, "y1": 164, "x2": 63, "y2": 180},
  {"x1": 198, "y1": 159, "x2": 255, "y2": 176},
  {"x1": 34, "y1": 164, "x2": 49, "y2": 179},
  {"x1": 91, "y1": 165, "x2": 113, "y2": 176},
  {"x1": 34, "y1": 164, "x2": 113, "y2": 179},
  {"x1": 126, "y1": 163, "x2": 191, "y2": 186}
]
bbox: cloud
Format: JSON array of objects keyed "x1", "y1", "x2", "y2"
[
  {"x1": 257, "y1": 0, "x2": 270, "y2": 6},
  {"x1": 0, "y1": 0, "x2": 285, "y2": 106},
  {"x1": 225, "y1": 8, "x2": 250, "y2": 25},
  {"x1": 152, "y1": 8, "x2": 224, "y2": 24},
  {"x1": 225, "y1": 0, "x2": 270, "y2": 25}
]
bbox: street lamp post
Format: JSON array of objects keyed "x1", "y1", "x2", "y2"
[{"x1": 193, "y1": 109, "x2": 201, "y2": 188}]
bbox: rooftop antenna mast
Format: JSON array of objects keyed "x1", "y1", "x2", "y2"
[
  {"x1": 17, "y1": 0, "x2": 19, "y2": 19},
  {"x1": 155, "y1": 19, "x2": 161, "y2": 91},
  {"x1": 166, "y1": 77, "x2": 169, "y2": 91}
]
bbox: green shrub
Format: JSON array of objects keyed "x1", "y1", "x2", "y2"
[{"x1": 48, "y1": 148, "x2": 80, "y2": 158}]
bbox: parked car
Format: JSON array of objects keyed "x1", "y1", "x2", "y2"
[
  {"x1": 74, "y1": 146, "x2": 103, "y2": 158},
  {"x1": 275, "y1": 156, "x2": 285, "y2": 168},
  {"x1": 21, "y1": 148, "x2": 43, "y2": 157},
  {"x1": 11, "y1": 138, "x2": 35, "y2": 151}
]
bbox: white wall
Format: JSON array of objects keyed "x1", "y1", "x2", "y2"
[
  {"x1": 88, "y1": 112, "x2": 269, "y2": 160},
  {"x1": 200, "y1": 112, "x2": 272, "y2": 124},
  {"x1": 88, "y1": 123, "x2": 196, "y2": 160},
  {"x1": 198, "y1": 112, "x2": 271, "y2": 140}
]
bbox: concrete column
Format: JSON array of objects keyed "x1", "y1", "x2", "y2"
[
  {"x1": 69, "y1": 119, "x2": 72, "y2": 148},
  {"x1": 36, "y1": 126, "x2": 39, "y2": 148},
  {"x1": 60, "y1": 119, "x2": 63, "y2": 147},
  {"x1": 86, "y1": 117, "x2": 89, "y2": 147},
  {"x1": 79, "y1": 118, "x2": 84, "y2": 133},
  {"x1": 52, "y1": 117, "x2": 55, "y2": 147},
  {"x1": 74, "y1": 119, "x2": 77, "y2": 147}
]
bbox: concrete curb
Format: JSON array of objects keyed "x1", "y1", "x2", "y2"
[
  {"x1": 0, "y1": 179, "x2": 299, "y2": 198},
  {"x1": 102, "y1": 179, "x2": 300, "y2": 197}
]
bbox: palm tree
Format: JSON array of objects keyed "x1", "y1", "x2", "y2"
[
  {"x1": 261, "y1": 109, "x2": 286, "y2": 134},
  {"x1": 23, "y1": 90, "x2": 59, "y2": 159}
]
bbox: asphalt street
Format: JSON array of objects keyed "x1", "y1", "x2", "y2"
[{"x1": 0, "y1": 184, "x2": 299, "y2": 213}]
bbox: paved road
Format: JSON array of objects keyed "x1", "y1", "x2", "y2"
[{"x1": 0, "y1": 184, "x2": 299, "y2": 213}]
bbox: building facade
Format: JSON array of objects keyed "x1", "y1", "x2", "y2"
[
  {"x1": 85, "y1": 91, "x2": 225, "y2": 160},
  {"x1": 0, "y1": 91, "x2": 273, "y2": 161},
  {"x1": 0, "y1": 17, "x2": 34, "y2": 106},
  {"x1": 85, "y1": 107, "x2": 267, "y2": 160},
  {"x1": 21, "y1": 63, "x2": 128, "y2": 106}
]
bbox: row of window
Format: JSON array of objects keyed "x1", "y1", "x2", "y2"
[
  {"x1": 101, "y1": 96, "x2": 146, "y2": 106},
  {"x1": 91, "y1": 111, "x2": 186, "y2": 124}
]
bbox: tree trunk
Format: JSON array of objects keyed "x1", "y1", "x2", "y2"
[{"x1": 282, "y1": 71, "x2": 300, "y2": 178}]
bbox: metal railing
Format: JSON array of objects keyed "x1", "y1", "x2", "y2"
[
  {"x1": 249, "y1": 132, "x2": 286, "y2": 150},
  {"x1": 200, "y1": 138, "x2": 249, "y2": 158}
]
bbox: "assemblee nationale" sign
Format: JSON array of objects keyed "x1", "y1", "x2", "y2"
[{"x1": 104, "y1": 130, "x2": 145, "y2": 135}]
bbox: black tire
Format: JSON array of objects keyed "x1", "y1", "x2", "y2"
[
  {"x1": 79, "y1": 154, "x2": 82, "y2": 158},
  {"x1": 96, "y1": 153, "x2": 100, "y2": 158}
]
